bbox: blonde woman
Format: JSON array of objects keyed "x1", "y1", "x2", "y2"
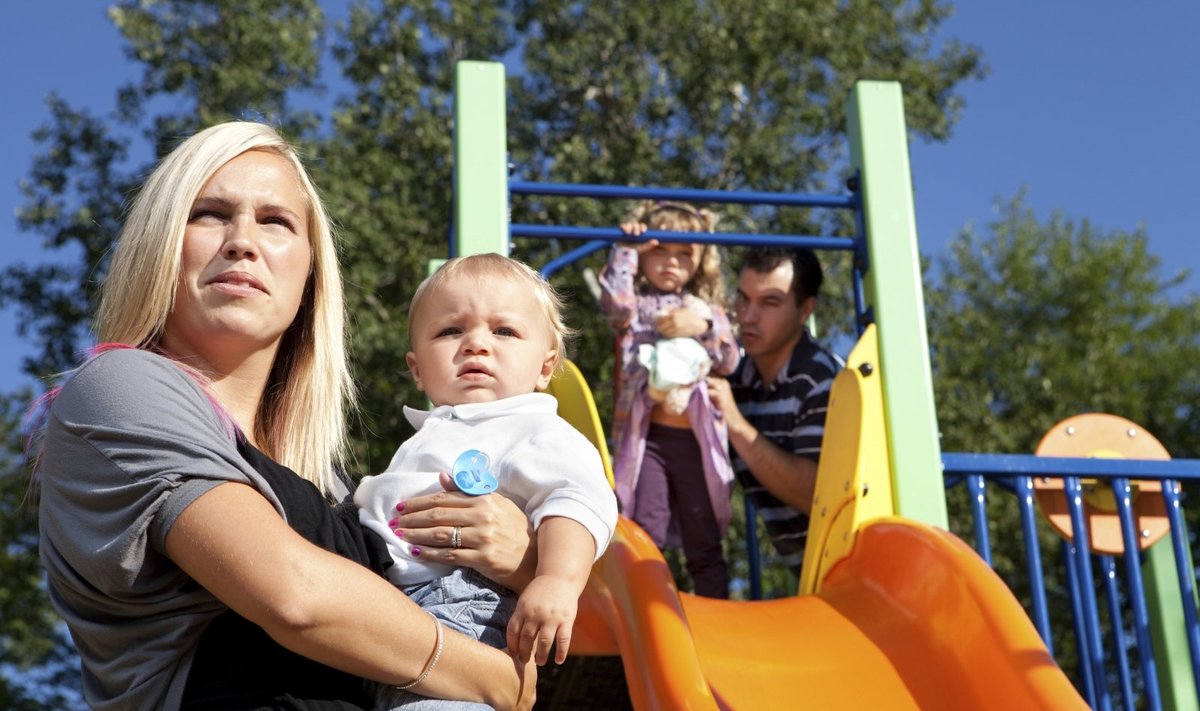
[{"x1": 33, "y1": 122, "x2": 535, "y2": 710}]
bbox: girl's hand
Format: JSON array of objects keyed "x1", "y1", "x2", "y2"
[
  {"x1": 619, "y1": 220, "x2": 648, "y2": 238},
  {"x1": 618, "y1": 221, "x2": 661, "y2": 253},
  {"x1": 655, "y1": 308, "x2": 709, "y2": 338},
  {"x1": 389, "y1": 473, "x2": 537, "y2": 590}
]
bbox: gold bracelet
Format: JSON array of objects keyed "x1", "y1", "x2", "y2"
[{"x1": 393, "y1": 611, "x2": 444, "y2": 690}]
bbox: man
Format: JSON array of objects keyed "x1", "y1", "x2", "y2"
[{"x1": 707, "y1": 247, "x2": 841, "y2": 575}]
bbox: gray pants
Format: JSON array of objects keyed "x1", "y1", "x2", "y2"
[{"x1": 375, "y1": 567, "x2": 517, "y2": 710}]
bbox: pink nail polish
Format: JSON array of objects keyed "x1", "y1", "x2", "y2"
[
  {"x1": 395, "y1": 501, "x2": 406, "y2": 512},
  {"x1": 395, "y1": 529, "x2": 405, "y2": 539},
  {"x1": 411, "y1": 546, "x2": 421, "y2": 557},
  {"x1": 387, "y1": 518, "x2": 398, "y2": 527}
]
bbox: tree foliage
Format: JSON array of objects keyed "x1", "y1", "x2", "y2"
[
  {"x1": 1, "y1": 0, "x2": 985, "y2": 694},
  {"x1": 928, "y1": 194, "x2": 1200, "y2": 458},
  {"x1": 0, "y1": 392, "x2": 81, "y2": 707}
]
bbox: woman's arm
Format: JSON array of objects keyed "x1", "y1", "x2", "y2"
[
  {"x1": 166, "y1": 481, "x2": 535, "y2": 709},
  {"x1": 389, "y1": 472, "x2": 539, "y2": 591}
]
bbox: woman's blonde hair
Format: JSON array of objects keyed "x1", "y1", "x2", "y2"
[
  {"x1": 408, "y1": 253, "x2": 576, "y2": 378},
  {"x1": 630, "y1": 200, "x2": 727, "y2": 305},
  {"x1": 96, "y1": 121, "x2": 354, "y2": 496}
]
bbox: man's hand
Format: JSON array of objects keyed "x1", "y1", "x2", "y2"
[
  {"x1": 507, "y1": 575, "x2": 579, "y2": 665},
  {"x1": 706, "y1": 375, "x2": 736, "y2": 417},
  {"x1": 707, "y1": 375, "x2": 818, "y2": 514}
]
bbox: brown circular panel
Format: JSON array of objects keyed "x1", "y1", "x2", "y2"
[{"x1": 1033, "y1": 413, "x2": 1173, "y2": 554}]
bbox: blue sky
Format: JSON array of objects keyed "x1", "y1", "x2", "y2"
[{"x1": 3, "y1": 3, "x2": 1198, "y2": 392}]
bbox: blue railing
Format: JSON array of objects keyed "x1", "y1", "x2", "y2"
[
  {"x1": 508, "y1": 180, "x2": 862, "y2": 276},
  {"x1": 943, "y1": 452, "x2": 1200, "y2": 711}
]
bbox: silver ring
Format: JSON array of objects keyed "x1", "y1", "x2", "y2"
[{"x1": 451, "y1": 526, "x2": 462, "y2": 549}]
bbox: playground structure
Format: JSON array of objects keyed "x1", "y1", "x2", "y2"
[{"x1": 449, "y1": 60, "x2": 1200, "y2": 710}]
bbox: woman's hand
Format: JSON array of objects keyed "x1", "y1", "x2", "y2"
[
  {"x1": 513, "y1": 653, "x2": 538, "y2": 711},
  {"x1": 390, "y1": 472, "x2": 537, "y2": 590}
]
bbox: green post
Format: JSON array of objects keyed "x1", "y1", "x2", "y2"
[
  {"x1": 1146, "y1": 533, "x2": 1200, "y2": 710},
  {"x1": 846, "y1": 81, "x2": 947, "y2": 527},
  {"x1": 453, "y1": 60, "x2": 509, "y2": 257}
]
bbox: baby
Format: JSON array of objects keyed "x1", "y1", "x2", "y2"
[{"x1": 355, "y1": 253, "x2": 618, "y2": 709}]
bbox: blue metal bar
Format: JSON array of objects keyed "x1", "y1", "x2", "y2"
[
  {"x1": 1065, "y1": 476, "x2": 1112, "y2": 710},
  {"x1": 1064, "y1": 538, "x2": 1099, "y2": 709},
  {"x1": 511, "y1": 224, "x2": 857, "y2": 251},
  {"x1": 744, "y1": 496, "x2": 762, "y2": 600},
  {"x1": 538, "y1": 240, "x2": 609, "y2": 279},
  {"x1": 849, "y1": 173, "x2": 870, "y2": 337},
  {"x1": 1016, "y1": 475, "x2": 1053, "y2": 653},
  {"x1": 1112, "y1": 478, "x2": 1162, "y2": 711},
  {"x1": 967, "y1": 474, "x2": 992, "y2": 566},
  {"x1": 851, "y1": 264, "x2": 868, "y2": 337},
  {"x1": 509, "y1": 180, "x2": 858, "y2": 210},
  {"x1": 1099, "y1": 554, "x2": 1136, "y2": 711},
  {"x1": 942, "y1": 453, "x2": 1200, "y2": 480},
  {"x1": 1162, "y1": 480, "x2": 1200, "y2": 692}
]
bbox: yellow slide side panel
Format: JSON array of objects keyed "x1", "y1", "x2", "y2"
[
  {"x1": 545, "y1": 359, "x2": 615, "y2": 488},
  {"x1": 800, "y1": 324, "x2": 895, "y2": 594}
]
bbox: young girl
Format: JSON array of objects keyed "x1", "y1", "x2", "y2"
[{"x1": 599, "y1": 201, "x2": 740, "y2": 598}]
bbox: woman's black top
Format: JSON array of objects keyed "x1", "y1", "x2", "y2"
[{"x1": 182, "y1": 441, "x2": 393, "y2": 711}]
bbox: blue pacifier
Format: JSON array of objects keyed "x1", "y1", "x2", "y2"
[{"x1": 452, "y1": 449, "x2": 498, "y2": 496}]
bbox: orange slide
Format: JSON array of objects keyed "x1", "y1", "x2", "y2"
[
  {"x1": 570, "y1": 514, "x2": 1087, "y2": 710},
  {"x1": 549, "y1": 328, "x2": 1086, "y2": 709}
]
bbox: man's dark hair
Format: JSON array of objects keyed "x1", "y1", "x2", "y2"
[{"x1": 740, "y1": 247, "x2": 824, "y2": 305}]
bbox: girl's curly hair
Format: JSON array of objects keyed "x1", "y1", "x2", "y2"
[{"x1": 628, "y1": 200, "x2": 727, "y2": 306}]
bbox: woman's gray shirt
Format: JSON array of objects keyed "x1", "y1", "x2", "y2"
[{"x1": 37, "y1": 349, "x2": 286, "y2": 711}]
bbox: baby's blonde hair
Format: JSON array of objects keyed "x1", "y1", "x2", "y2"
[
  {"x1": 408, "y1": 253, "x2": 576, "y2": 375},
  {"x1": 629, "y1": 200, "x2": 727, "y2": 305}
]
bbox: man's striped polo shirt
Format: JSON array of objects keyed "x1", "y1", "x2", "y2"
[{"x1": 730, "y1": 331, "x2": 841, "y2": 575}]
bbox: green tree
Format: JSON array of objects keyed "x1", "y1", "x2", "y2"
[
  {"x1": 2, "y1": 0, "x2": 985, "y2": 696},
  {"x1": 928, "y1": 193, "x2": 1200, "y2": 459},
  {"x1": 0, "y1": 391, "x2": 82, "y2": 708},
  {"x1": 925, "y1": 192, "x2": 1200, "y2": 684}
]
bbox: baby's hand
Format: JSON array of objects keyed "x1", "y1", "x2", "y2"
[{"x1": 507, "y1": 575, "x2": 579, "y2": 665}]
